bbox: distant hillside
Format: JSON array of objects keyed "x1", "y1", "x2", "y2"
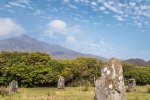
[
  {"x1": 0, "y1": 35, "x2": 106, "y2": 60},
  {"x1": 123, "y1": 58, "x2": 150, "y2": 66}
]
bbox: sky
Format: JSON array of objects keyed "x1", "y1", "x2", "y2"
[{"x1": 0, "y1": 0, "x2": 150, "y2": 60}]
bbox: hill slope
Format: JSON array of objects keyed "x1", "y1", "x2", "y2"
[
  {"x1": 123, "y1": 58, "x2": 150, "y2": 66},
  {"x1": 0, "y1": 35, "x2": 106, "y2": 60}
]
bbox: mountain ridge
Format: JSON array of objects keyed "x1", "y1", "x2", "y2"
[
  {"x1": 0, "y1": 35, "x2": 106, "y2": 61},
  {"x1": 123, "y1": 58, "x2": 150, "y2": 66}
]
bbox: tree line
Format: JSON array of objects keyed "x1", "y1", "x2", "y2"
[{"x1": 0, "y1": 51, "x2": 150, "y2": 87}]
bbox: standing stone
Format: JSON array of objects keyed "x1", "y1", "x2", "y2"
[
  {"x1": 9, "y1": 80, "x2": 18, "y2": 94},
  {"x1": 57, "y1": 76, "x2": 65, "y2": 89},
  {"x1": 95, "y1": 58, "x2": 126, "y2": 100},
  {"x1": 127, "y1": 79, "x2": 136, "y2": 92}
]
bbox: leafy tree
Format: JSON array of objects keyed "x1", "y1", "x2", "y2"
[{"x1": 0, "y1": 51, "x2": 150, "y2": 87}]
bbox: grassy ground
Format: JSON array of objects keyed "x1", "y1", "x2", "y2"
[{"x1": 0, "y1": 86, "x2": 150, "y2": 100}]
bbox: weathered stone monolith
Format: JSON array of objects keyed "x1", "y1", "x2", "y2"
[
  {"x1": 9, "y1": 80, "x2": 18, "y2": 94},
  {"x1": 57, "y1": 76, "x2": 65, "y2": 89},
  {"x1": 127, "y1": 79, "x2": 136, "y2": 92},
  {"x1": 95, "y1": 58, "x2": 126, "y2": 100}
]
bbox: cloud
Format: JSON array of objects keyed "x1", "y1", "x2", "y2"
[
  {"x1": 8, "y1": 2, "x2": 26, "y2": 8},
  {"x1": 7, "y1": 0, "x2": 31, "y2": 8},
  {"x1": 129, "y1": 2, "x2": 136, "y2": 7},
  {"x1": 113, "y1": 15, "x2": 125, "y2": 21},
  {"x1": 45, "y1": 19, "x2": 81, "y2": 43},
  {"x1": 68, "y1": 37, "x2": 115, "y2": 58},
  {"x1": 46, "y1": 19, "x2": 81, "y2": 35},
  {"x1": 0, "y1": 0, "x2": 32, "y2": 10},
  {"x1": 18, "y1": 0, "x2": 31, "y2": 5},
  {"x1": 66, "y1": 35, "x2": 77, "y2": 44},
  {"x1": 49, "y1": 20, "x2": 66, "y2": 31},
  {"x1": 33, "y1": 9, "x2": 45, "y2": 16},
  {"x1": 68, "y1": 4, "x2": 78, "y2": 9},
  {"x1": 103, "y1": 2, "x2": 124, "y2": 14},
  {"x1": 0, "y1": 18, "x2": 25, "y2": 37},
  {"x1": 63, "y1": 0, "x2": 70, "y2": 3},
  {"x1": 99, "y1": 6, "x2": 106, "y2": 11},
  {"x1": 91, "y1": 2, "x2": 97, "y2": 6},
  {"x1": 142, "y1": 12, "x2": 150, "y2": 17}
]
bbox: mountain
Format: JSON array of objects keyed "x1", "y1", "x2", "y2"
[
  {"x1": 123, "y1": 58, "x2": 150, "y2": 66},
  {"x1": 0, "y1": 35, "x2": 106, "y2": 60}
]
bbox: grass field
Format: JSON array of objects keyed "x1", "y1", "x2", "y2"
[{"x1": 0, "y1": 86, "x2": 150, "y2": 100}]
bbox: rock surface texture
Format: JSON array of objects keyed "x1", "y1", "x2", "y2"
[
  {"x1": 128, "y1": 79, "x2": 136, "y2": 92},
  {"x1": 9, "y1": 80, "x2": 18, "y2": 94},
  {"x1": 57, "y1": 76, "x2": 65, "y2": 89},
  {"x1": 95, "y1": 58, "x2": 126, "y2": 100}
]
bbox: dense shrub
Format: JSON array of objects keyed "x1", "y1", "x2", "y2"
[
  {"x1": 0, "y1": 51, "x2": 103, "y2": 87},
  {"x1": 123, "y1": 63, "x2": 150, "y2": 85},
  {"x1": 0, "y1": 51, "x2": 150, "y2": 87}
]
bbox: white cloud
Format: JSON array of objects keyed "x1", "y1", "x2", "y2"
[
  {"x1": 43, "y1": 19, "x2": 85, "y2": 47},
  {"x1": 103, "y1": 2, "x2": 124, "y2": 14},
  {"x1": 142, "y1": 12, "x2": 150, "y2": 17},
  {"x1": 47, "y1": 20, "x2": 81, "y2": 35},
  {"x1": 91, "y1": 2, "x2": 97, "y2": 6},
  {"x1": 68, "y1": 4, "x2": 78, "y2": 9},
  {"x1": 129, "y1": 2, "x2": 136, "y2": 7},
  {"x1": 103, "y1": 11, "x2": 110, "y2": 14},
  {"x1": 98, "y1": 0, "x2": 104, "y2": 3},
  {"x1": 63, "y1": 0, "x2": 70, "y2": 3},
  {"x1": 73, "y1": 0, "x2": 149, "y2": 27},
  {"x1": 0, "y1": 0, "x2": 31, "y2": 9},
  {"x1": 8, "y1": 0, "x2": 31, "y2": 8},
  {"x1": 19, "y1": 0, "x2": 31, "y2": 4},
  {"x1": 33, "y1": 9, "x2": 45, "y2": 16},
  {"x1": 8, "y1": 2, "x2": 26, "y2": 8},
  {"x1": 113, "y1": 15, "x2": 125, "y2": 21},
  {"x1": 66, "y1": 36, "x2": 77, "y2": 44},
  {"x1": 45, "y1": 20, "x2": 81, "y2": 43},
  {"x1": 0, "y1": 18, "x2": 25, "y2": 37},
  {"x1": 68, "y1": 25, "x2": 81, "y2": 33},
  {"x1": 48, "y1": 20, "x2": 66, "y2": 31},
  {"x1": 99, "y1": 6, "x2": 106, "y2": 11},
  {"x1": 117, "y1": 2, "x2": 125, "y2": 7}
]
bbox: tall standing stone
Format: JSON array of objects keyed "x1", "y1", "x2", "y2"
[
  {"x1": 95, "y1": 58, "x2": 126, "y2": 100},
  {"x1": 9, "y1": 80, "x2": 18, "y2": 94},
  {"x1": 57, "y1": 76, "x2": 65, "y2": 89},
  {"x1": 127, "y1": 79, "x2": 136, "y2": 92}
]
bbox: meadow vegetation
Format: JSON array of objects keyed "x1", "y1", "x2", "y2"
[
  {"x1": 0, "y1": 86, "x2": 150, "y2": 100},
  {"x1": 0, "y1": 51, "x2": 150, "y2": 99}
]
